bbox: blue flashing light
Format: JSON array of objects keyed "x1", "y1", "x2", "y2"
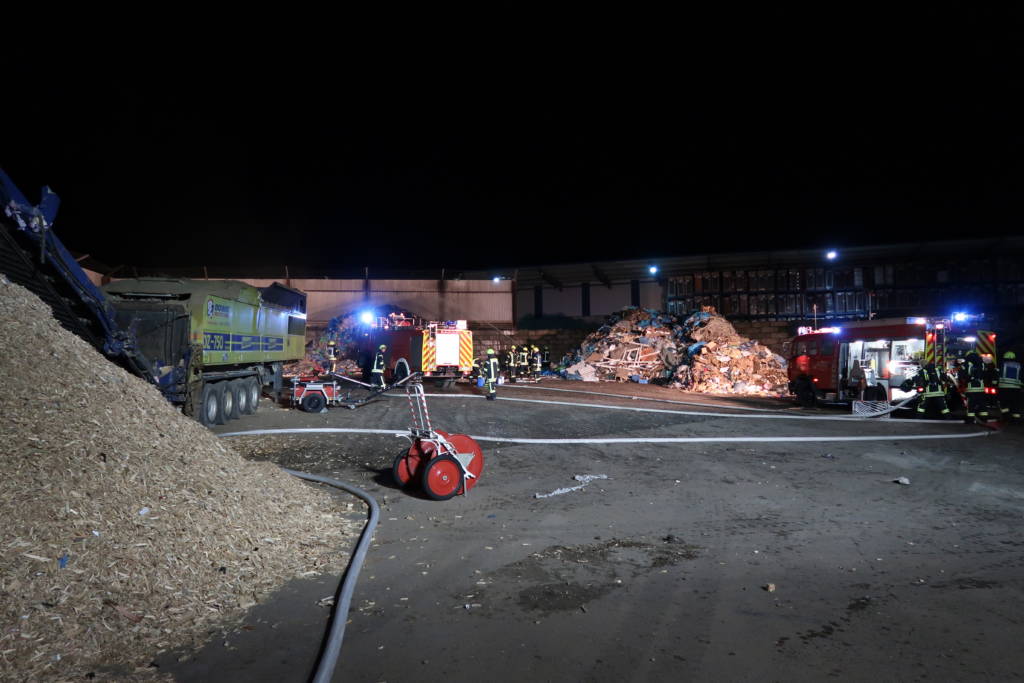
[
  {"x1": 649, "y1": 265, "x2": 659, "y2": 275},
  {"x1": 359, "y1": 311, "x2": 374, "y2": 324},
  {"x1": 492, "y1": 276, "x2": 501, "y2": 283},
  {"x1": 826, "y1": 250, "x2": 838, "y2": 260},
  {"x1": 831, "y1": 327, "x2": 842, "y2": 334},
  {"x1": 952, "y1": 312, "x2": 967, "y2": 322}
]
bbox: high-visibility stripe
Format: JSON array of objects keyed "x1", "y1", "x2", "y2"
[
  {"x1": 924, "y1": 330, "x2": 936, "y2": 365},
  {"x1": 459, "y1": 331, "x2": 474, "y2": 371},
  {"x1": 976, "y1": 330, "x2": 997, "y2": 359},
  {"x1": 422, "y1": 332, "x2": 436, "y2": 371}
]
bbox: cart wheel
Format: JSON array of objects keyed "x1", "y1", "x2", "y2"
[
  {"x1": 392, "y1": 448, "x2": 418, "y2": 488},
  {"x1": 301, "y1": 392, "x2": 326, "y2": 413},
  {"x1": 446, "y1": 433, "x2": 484, "y2": 493},
  {"x1": 421, "y1": 455, "x2": 464, "y2": 500}
]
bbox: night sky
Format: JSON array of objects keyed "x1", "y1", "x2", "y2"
[{"x1": 5, "y1": 18, "x2": 1021, "y2": 274}]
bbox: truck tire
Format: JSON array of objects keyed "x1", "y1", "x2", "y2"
[
  {"x1": 301, "y1": 392, "x2": 326, "y2": 413},
  {"x1": 228, "y1": 379, "x2": 246, "y2": 418},
  {"x1": 243, "y1": 377, "x2": 260, "y2": 415},
  {"x1": 199, "y1": 382, "x2": 221, "y2": 426},
  {"x1": 216, "y1": 382, "x2": 233, "y2": 424}
]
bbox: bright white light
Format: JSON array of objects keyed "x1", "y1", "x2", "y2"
[
  {"x1": 359, "y1": 311, "x2": 374, "y2": 324},
  {"x1": 826, "y1": 250, "x2": 838, "y2": 260},
  {"x1": 831, "y1": 327, "x2": 841, "y2": 334},
  {"x1": 649, "y1": 266, "x2": 658, "y2": 275},
  {"x1": 492, "y1": 276, "x2": 501, "y2": 283},
  {"x1": 953, "y1": 312, "x2": 967, "y2": 322},
  {"x1": 912, "y1": 317, "x2": 927, "y2": 325},
  {"x1": 963, "y1": 336, "x2": 977, "y2": 343}
]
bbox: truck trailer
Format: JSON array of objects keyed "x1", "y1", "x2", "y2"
[
  {"x1": 1, "y1": 167, "x2": 304, "y2": 426},
  {"x1": 103, "y1": 278, "x2": 307, "y2": 425}
]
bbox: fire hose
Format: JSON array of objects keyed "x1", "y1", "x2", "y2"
[{"x1": 216, "y1": 432, "x2": 380, "y2": 683}]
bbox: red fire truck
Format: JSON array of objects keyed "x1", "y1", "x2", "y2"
[
  {"x1": 357, "y1": 313, "x2": 474, "y2": 387},
  {"x1": 786, "y1": 316, "x2": 996, "y2": 403}
]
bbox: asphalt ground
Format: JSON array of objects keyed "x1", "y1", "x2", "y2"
[{"x1": 158, "y1": 380, "x2": 1024, "y2": 682}]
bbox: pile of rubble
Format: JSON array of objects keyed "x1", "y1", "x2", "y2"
[
  {"x1": 0, "y1": 276, "x2": 356, "y2": 680},
  {"x1": 561, "y1": 307, "x2": 788, "y2": 395}
]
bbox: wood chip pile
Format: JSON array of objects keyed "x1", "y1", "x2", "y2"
[
  {"x1": 0, "y1": 277, "x2": 356, "y2": 681},
  {"x1": 561, "y1": 306, "x2": 789, "y2": 395}
]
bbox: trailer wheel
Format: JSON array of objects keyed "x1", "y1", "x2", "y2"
[
  {"x1": 229, "y1": 379, "x2": 246, "y2": 418},
  {"x1": 215, "y1": 383, "x2": 233, "y2": 424},
  {"x1": 422, "y1": 455, "x2": 464, "y2": 500},
  {"x1": 199, "y1": 382, "x2": 221, "y2": 426},
  {"x1": 243, "y1": 377, "x2": 260, "y2": 414},
  {"x1": 301, "y1": 392, "x2": 327, "y2": 413}
]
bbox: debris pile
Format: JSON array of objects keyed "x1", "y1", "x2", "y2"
[
  {"x1": 561, "y1": 307, "x2": 788, "y2": 395},
  {"x1": 0, "y1": 277, "x2": 357, "y2": 680}
]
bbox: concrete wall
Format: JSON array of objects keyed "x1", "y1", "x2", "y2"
[
  {"x1": 731, "y1": 320, "x2": 795, "y2": 356},
  {"x1": 470, "y1": 327, "x2": 595, "y2": 365},
  {"x1": 590, "y1": 283, "x2": 632, "y2": 315},
  {"x1": 186, "y1": 277, "x2": 511, "y2": 325}
]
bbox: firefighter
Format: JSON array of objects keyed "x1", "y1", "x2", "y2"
[
  {"x1": 997, "y1": 350, "x2": 1022, "y2": 422},
  {"x1": 962, "y1": 351, "x2": 988, "y2": 423},
  {"x1": 915, "y1": 362, "x2": 949, "y2": 419},
  {"x1": 518, "y1": 344, "x2": 530, "y2": 379},
  {"x1": 325, "y1": 340, "x2": 339, "y2": 373},
  {"x1": 372, "y1": 344, "x2": 387, "y2": 387},
  {"x1": 483, "y1": 348, "x2": 500, "y2": 400},
  {"x1": 506, "y1": 345, "x2": 518, "y2": 383},
  {"x1": 532, "y1": 345, "x2": 542, "y2": 376}
]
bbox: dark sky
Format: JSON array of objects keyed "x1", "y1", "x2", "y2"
[{"x1": 5, "y1": 16, "x2": 1022, "y2": 273}]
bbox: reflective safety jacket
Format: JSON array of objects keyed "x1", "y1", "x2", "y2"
[
  {"x1": 372, "y1": 352, "x2": 385, "y2": 374},
  {"x1": 484, "y1": 357, "x2": 500, "y2": 380},
  {"x1": 963, "y1": 354, "x2": 985, "y2": 393},
  {"x1": 999, "y1": 360, "x2": 1022, "y2": 389},
  {"x1": 518, "y1": 350, "x2": 529, "y2": 366},
  {"x1": 917, "y1": 366, "x2": 945, "y2": 398}
]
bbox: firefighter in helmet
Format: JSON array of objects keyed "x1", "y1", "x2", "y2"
[
  {"x1": 372, "y1": 344, "x2": 387, "y2": 387},
  {"x1": 483, "y1": 348, "x2": 500, "y2": 400},
  {"x1": 325, "y1": 340, "x2": 339, "y2": 373},
  {"x1": 532, "y1": 345, "x2": 542, "y2": 376},
  {"x1": 915, "y1": 362, "x2": 949, "y2": 419},
  {"x1": 997, "y1": 350, "x2": 1022, "y2": 422},
  {"x1": 506, "y1": 345, "x2": 518, "y2": 383},
  {"x1": 962, "y1": 350, "x2": 988, "y2": 423},
  {"x1": 518, "y1": 343, "x2": 530, "y2": 379}
]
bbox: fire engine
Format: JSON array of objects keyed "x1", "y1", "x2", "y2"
[
  {"x1": 357, "y1": 312, "x2": 474, "y2": 387},
  {"x1": 787, "y1": 315, "x2": 997, "y2": 403}
]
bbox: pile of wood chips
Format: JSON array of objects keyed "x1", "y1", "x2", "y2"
[{"x1": 0, "y1": 276, "x2": 358, "y2": 681}]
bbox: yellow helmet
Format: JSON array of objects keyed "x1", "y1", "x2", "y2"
[
  {"x1": 328, "y1": 340, "x2": 336, "y2": 346},
  {"x1": 379, "y1": 344, "x2": 387, "y2": 350},
  {"x1": 487, "y1": 348, "x2": 495, "y2": 355},
  {"x1": 1005, "y1": 351, "x2": 1017, "y2": 360}
]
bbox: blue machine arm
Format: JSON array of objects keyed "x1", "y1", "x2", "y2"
[{"x1": 1, "y1": 167, "x2": 158, "y2": 382}]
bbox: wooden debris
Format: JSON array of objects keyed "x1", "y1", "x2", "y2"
[{"x1": 0, "y1": 277, "x2": 361, "y2": 680}]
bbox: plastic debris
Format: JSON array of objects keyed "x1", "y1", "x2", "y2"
[
  {"x1": 138, "y1": 507, "x2": 150, "y2": 516},
  {"x1": 535, "y1": 474, "x2": 609, "y2": 499},
  {"x1": 763, "y1": 583, "x2": 777, "y2": 593},
  {"x1": 893, "y1": 477, "x2": 911, "y2": 486}
]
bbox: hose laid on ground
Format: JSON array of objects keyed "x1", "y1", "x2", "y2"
[
  {"x1": 281, "y1": 469, "x2": 379, "y2": 683},
  {"x1": 214, "y1": 439, "x2": 380, "y2": 683}
]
